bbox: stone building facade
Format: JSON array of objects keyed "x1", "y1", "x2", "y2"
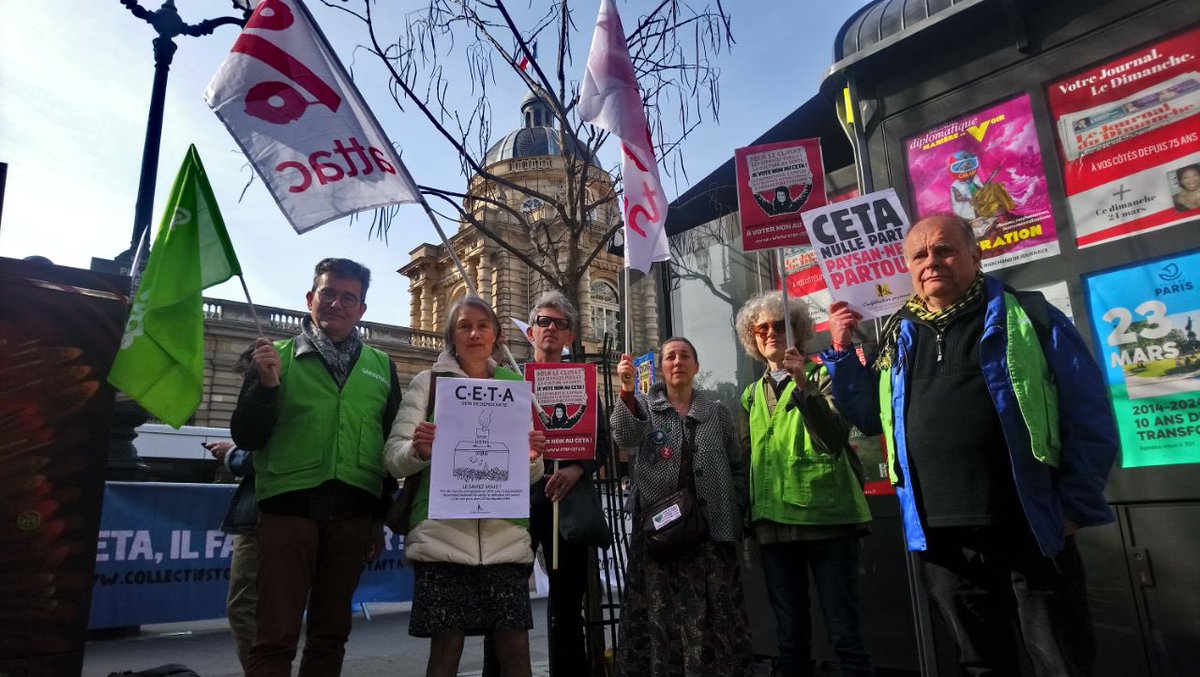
[
  {"x1": 398, "y1": 90, "x2": 659, "y2": 362},
  {"x1": 192, "y1": 298, "x2": 442, "y2": 429}
]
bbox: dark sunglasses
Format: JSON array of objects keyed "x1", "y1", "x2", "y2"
[
  {"x1": 534, "y1": 315, "x2": 570, "y2": 330},
  {"x1": 752, "y1": 320, "x2": 786, "y2": 338}
]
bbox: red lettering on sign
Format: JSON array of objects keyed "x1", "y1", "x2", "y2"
[
  {"x1": 621, "y1": 141, "x2": 648, "y2": 172},
  {"x1": 274, "y1": 138, "x2": 399, "y2": 193},
  {"x1": 245, "y1": 0, "x2": 293, "y2": 31},
  {"x1": 233, "y1": 0, "x2": 341, "y2": 125},
  {"x1": 625, "y1": 180, "x2": 661, "y2": 237}
]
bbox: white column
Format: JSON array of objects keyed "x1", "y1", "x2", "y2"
[
  {"x1": 477, "y1": 250, "x2": 492, "y2": 303},
  {"x1": 420, "y1": 282, "x2": 435, "y2": 331}
]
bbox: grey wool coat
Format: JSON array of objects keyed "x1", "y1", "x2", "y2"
[{"x1": 610, "y1": 384, "x2": 748, "y2": 543}]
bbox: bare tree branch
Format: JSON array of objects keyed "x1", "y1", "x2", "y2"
[{"x1": 323, "y1": 0, "x2": 733, "y2": 307}]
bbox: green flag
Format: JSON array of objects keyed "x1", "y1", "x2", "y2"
[{"x1": 108, "y1": 145, "x2": 243, "y2": 428}]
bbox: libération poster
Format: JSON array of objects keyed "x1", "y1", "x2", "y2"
[
  {"x1": 526, "y1": 363, "x2": 598, "y2": 461},
  {"x1": 904, "y1": 93, "x2": 1060, "y2": 270},
  {"x1": 735, "y1": 139, "x2": 827, "y2": 252},
  {"x1": 801, "y1": 188, "x2": 914, "y2": 321},
  {"x1": 779, "y1": 246, "x2": 832, "y2": 332},
  {"x1": 1084, "y1": 250, "x2": 1200, "y2": 468},
  {"x1": 1046, "y1": 26, "x2": 1200, "y2": 249}
]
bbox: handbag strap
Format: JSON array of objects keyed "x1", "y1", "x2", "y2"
[
  {"x1": 426, "y1": 373, "x2": 439, "y2": 421},
  {"x1": 676, "y1": 418, "x2": 698, "y2": 491}
]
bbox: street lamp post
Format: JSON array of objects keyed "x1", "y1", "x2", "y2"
[
  {"x1": 115, "y1": 0, "x2": 252, "y2": 270},
  {"x1": 103, "y1": 1, "x2": 253, "y2": 481}
]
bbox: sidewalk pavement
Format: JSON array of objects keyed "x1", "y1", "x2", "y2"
[
  {"x1": 83, "y1": 600, "x2": 552, "y2": 677},
  {"x1": 84, "y1": 598, "x2": 782, "y2": 676}
]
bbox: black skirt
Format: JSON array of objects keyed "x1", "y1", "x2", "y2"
[{"x1": 407, "y1": 561, "x2": 533, "y2": 638}]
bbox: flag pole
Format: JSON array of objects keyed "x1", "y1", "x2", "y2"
[
  {"x1": 552, "y1": 459, "x2": 560, "y2": 571},
  {"x1": 236, "y1": 275, "x2": 267, "y2": 337},
  {"x1": 775, "y1": 248, "x2": 794, "y2": 348},
  {"x1": 416, "y1": 199, "x2": 543, "y2": 411},
  {"x1": 127, "y1": 225, "x2": 152, "y2": 289},
  {"x1": 623, "y1": 262, "x2": 633, "y2": 354}
]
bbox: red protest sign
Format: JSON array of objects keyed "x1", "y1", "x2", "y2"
[
  {"x1": 526, "y1": 363, "x2": 598, "y2": 461},
  {"x1": 735, "y1": 138, "x2": 827, "y2": 252}
]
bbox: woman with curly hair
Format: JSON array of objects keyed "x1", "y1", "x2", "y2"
[{"x1": 734, "y1": 291, "x2": 874, "y2": 677}]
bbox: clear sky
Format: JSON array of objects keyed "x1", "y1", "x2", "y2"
[{"x1": 0, "y1": 0, "x2": 870, "y2": 326}]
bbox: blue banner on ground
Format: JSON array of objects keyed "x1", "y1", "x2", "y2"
[{"x1": 89, "y1": 482, "x2": 412, "y2": 629}]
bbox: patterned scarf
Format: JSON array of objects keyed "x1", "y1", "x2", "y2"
[
  {"x1": 301, "y1": 315, "x2": 362, "y2": 387},
  {"x1": 873, "y1": 273, "x2": 985, "y2": 371}
]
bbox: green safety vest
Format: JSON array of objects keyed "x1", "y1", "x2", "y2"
[
  {"x1": 254, "y1": 339, "x2": 392, "y2": 501},
  {"x1": 742, "y1": 365, "x2": 870, "y2": 525},
  {"x1": 877, "y1": 292, "x2": 1062, "y2": 485}
]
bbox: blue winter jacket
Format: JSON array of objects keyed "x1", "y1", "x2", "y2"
[{"x1": 821, "y1": 276, "x2": 1118, "y2": 557}]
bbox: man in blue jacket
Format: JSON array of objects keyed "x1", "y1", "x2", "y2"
[{"x1": 823, "y1": 214, "x2": 1117, "y2": 676}]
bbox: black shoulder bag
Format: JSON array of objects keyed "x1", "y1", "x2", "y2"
[
  {"x1": 640, "y1": 419, "x2": 709, "y2": 560},
  {"x1": 384, "y1": 374, "x2": 437, "y2": 536}
]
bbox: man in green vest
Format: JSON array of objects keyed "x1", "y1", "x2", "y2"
[
  {"x1": 232, "y1": 258, "x2": 402, "y2": 677},
  {"x1": 823, "y1": 214, "x2": 1117, "y2": 676}
]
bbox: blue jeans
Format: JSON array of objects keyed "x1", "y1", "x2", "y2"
[{"x1": 759, "y1": 537, "x2": 874, "y2": 677}]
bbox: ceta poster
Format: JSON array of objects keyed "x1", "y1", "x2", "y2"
[
  {"x1": 526, "y1": 363, "x2": 599, "y2": 461},
  {"x1": 633, "y1": 352, "x2": 656, "y2": 394},
  {"x1": 904, "y1": 93, "x2": 1060, "y2": 270},
  {"x1": 1084, "y1": 250, "x2": 1200, "y2": 468},
  {"x1": 775, "y1": 186, "x2": 861, "y2": 331},
  {"x1": 735, "y1": 139, "x2": 827, "y2": 252},
  {"x1": 428, "y1": 377, "x2": 533, "y2": 519},
  {"x1": 801, "y1": 188, "x2": 914, "y2": 321},
  {"x1": 1047, "y1": 26, "x2": 1200, "y2": 248}
]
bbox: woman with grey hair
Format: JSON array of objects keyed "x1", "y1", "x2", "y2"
[
  {"x1": 385, "y1": 295, "x2": 546, "y2": 677},
  {"x1": 734, "y1": 291, "x2": 873, "y2": 677}
]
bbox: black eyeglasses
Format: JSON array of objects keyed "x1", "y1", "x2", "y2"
[
  {"x1": 534, "y1": 315, "x2": 570, "y2": 330},
  {"x1": 316, "y1": 289, "x2": 361, "y2": 309},
  {"x1": 752, "y1": 320, "x2": 786, "y2": 338}
]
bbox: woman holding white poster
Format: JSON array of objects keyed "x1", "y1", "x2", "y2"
[
  {"x1": 611, "y1": 338, "x2": 753, "y2": 677},
  {"x1": 384, "y1": 296, "x2": 545, "y2": 677}
]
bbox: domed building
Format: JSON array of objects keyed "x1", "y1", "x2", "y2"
[{"x1": 399, "y1": 89, "x2": 660, "y2": 362}]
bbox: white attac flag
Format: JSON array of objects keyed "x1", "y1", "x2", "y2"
[
  {"x1": 578, "y1": 0, "x2": 670, "y2": 274},
  {"x1": 204, "y1": 0, "x2": 420, "y2": 233}
]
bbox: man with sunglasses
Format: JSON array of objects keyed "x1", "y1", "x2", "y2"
[
  {"x1": 232, "y1": 258, "x2": 402, "y2": 676},
  {"x1": 482, "y1": 290, "x2": 611, "y2": 676}
]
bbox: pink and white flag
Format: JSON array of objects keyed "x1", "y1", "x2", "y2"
[
  {"x1": 204, "y1": 0, "x2": 420, "y2": 233},
  {"x1": 578, "y1": 0, "x2": 670, "y2": 274}
]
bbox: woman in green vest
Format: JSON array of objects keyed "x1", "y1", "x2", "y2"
[
  {"x1": 385, "y1": 296, "x2": 545, "y2": 677},
  {"x1": 735, "y1": 291, "x2": 874, "y2": 677}
]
